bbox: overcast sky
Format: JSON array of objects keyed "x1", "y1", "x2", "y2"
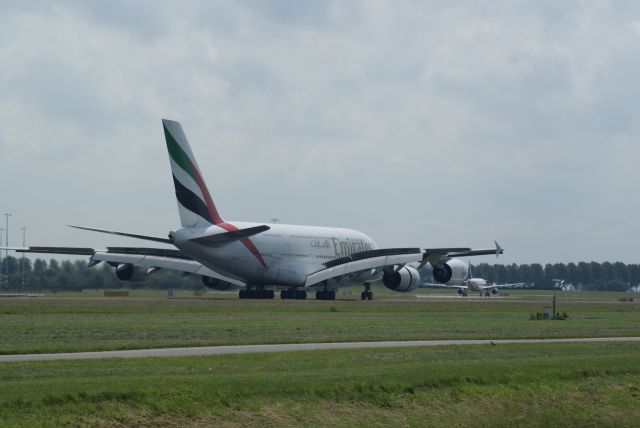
[{"x1": 1, "y1": 1, "x2": 639, "y2": 265}]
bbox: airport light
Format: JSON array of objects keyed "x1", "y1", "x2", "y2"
[
  {"x1": 4, "y1": 213, "x2": 11, "y2": 284},
  {"x1": 21, "y1": 227, "x2": 26, "y2": 288}
]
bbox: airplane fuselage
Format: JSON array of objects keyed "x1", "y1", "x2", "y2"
[
  {"x1": 466, "y1": 278, "x2": 488, "y2": 292},
  {"x1": 174, "y1": 222, "x2": 379, "y2": 287}
]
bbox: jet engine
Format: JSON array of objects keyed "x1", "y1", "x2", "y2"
[
  {"x1": 201, "y1": 276, "x2": 234, "y2": 290},
  {"x1": 432, "y1": 259, "x2": 468, "y2": 285},
  {"x1": 115, "y1": 263, "x2": 150, "y2": 283},
  {"x1": 382, "y1": 265, "x2": 421, "y2": 292}
]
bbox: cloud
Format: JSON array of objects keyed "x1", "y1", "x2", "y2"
[{"x1": 0, "y1": 1, "x2": 639, "y2": 264}]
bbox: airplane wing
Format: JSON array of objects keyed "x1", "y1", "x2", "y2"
[
  {"x1": 13, "y1": 246, "x2": 245, "y2": 287},
  {"x1": 446, "y1": 241, "x2": 503, "y2": 258},
  {"x1": 419, "y1": 241, "x2": 503, "y2": 267},
  {"x1": 481, "y1": 282, "x2": 525, "y2": 290},
  {"x1": 10, "y1": 246, "x2": 96, "y2": 255},
  {"x1": 304, "y1": 248, "x2": 423, "y2": 287},
  {"x1": 420, "y1": 283, "x2": 468, "y2": 289},
  {"x1": 304, "y1": 242, "x2": 504, "y2": 288}
]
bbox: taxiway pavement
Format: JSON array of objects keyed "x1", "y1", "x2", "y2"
[{"x1": 2, "y1": 336, "x2": 639, "y2": 362}]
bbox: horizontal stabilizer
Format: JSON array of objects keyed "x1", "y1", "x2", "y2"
[
  {"x1": 190, "y1": 225, "x2": 270, "y2": 247},
  {"x1": 69, "y1": 225, "x2": 172, "y2": 244}
]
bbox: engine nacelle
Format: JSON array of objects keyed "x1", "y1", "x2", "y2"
[
  {"x1": 201, "y1": 276, "x2": 234, "y2": 290},
  {"x1": 432, "y1": 259, "x2": 468, "y2": 285},
  {"x1": 491, "y1": 287, "x2": 499, "y2": 295},
  {"x1": 382, "y1": 266, "x2": 421, "y2": 292},
  {"x1": 115, "y1": 263, "x2": 150, "y2": 283}
]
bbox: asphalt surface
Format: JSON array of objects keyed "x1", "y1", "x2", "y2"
[{"x1": 1, "y1": 337, "x2": 639, "y2": 362}]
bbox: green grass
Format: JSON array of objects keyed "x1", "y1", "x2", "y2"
[
  {"x1": 1, "y1": 342, "x2": 639, "y2": 426},
  {"x1": 1, "y1": 291, "x2": 639, "y2": 354}
]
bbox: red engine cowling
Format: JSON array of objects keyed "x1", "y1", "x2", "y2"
[
  {"x1": 115, "y1": 263, "x2": 150, "y2": 283},
  {"x1": 382, "y1": 266, "x2": 421, "y2": 292},
  {"x1": 432, "y1": 259, "x2": 468, "y2": 285}
]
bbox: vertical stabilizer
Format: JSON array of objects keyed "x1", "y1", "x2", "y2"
[{"x1": 162, "y1": 119, "x2": 224, "y2": 227}]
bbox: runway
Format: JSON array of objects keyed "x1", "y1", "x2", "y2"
[{"x1": 2, "y1": 336, "x2": 639, "y2": 362}]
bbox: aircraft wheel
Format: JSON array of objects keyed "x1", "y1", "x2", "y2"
[
  {"x1": 361, "y1": 292, "x2": 366, "y2": 300},
  {"x1": 367, "y1": 291, "x2": 373, "y2": 300}
]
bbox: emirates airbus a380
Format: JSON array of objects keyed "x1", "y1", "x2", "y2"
[{"x1": 15, "y1": 119, "x2": 503, "y2": 300}]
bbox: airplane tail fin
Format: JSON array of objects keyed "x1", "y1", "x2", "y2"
[{"x1": 162, "y1": 119, "x2": 224, "y2": 228}]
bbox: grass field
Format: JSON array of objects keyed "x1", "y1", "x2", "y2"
[
  {"x1": 1, "y1": 341, "x2": 639, "y2": 426},
  {"x1": 1, "y1": 289, "x2": 638, "y2": 355},
  {"x1": 1, "y1": 290, "x2": 639, "y2": 426}
]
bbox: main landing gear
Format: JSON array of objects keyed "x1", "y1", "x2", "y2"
[
  {"x1": 239, "y1": 289, "x2": 274, "y2": 299},
  {"x1": 361, "y1": 283, "x2": 373, "y2": 300},
  {"x1": 281, "y1": 289, "x2": 307, "y2": 300},
  {"x1": 316, "y1": 290, "x2": 336, "y2": 300}
]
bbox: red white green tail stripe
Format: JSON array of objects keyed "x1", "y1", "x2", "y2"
[{"x1": 162, "y1": 119, "x2": 266, "y2": 268}]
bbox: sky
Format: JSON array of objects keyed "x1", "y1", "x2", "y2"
[{"x1": 1, "y1": 1, "x2": 639, "y2": 265}]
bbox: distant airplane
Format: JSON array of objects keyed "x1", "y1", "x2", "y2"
[
  {"x1": 422, "y1": 263, "x2": 524, "y2": 296},
  {"x1": 552, "y1": 279, "x2": 576, "y2": 291},
  {"x1": 11, "y1": 119, "x2": 502, "y2": 300}
]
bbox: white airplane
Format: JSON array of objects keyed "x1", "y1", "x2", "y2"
[
  {"x1": 553, "y1": 279, "x2": 573, "y2": 291},
  {"x1": 13, "y1": 119, "x2": 503, "y2": 300},
  {"x1": 422, "y1": 263, "x2": 524, "y2": 297}
]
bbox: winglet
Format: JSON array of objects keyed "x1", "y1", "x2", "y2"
[{"x1": 494, "y1": 241, "x2": 503, "y2": 258}]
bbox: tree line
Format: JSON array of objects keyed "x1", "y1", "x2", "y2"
[
  {"x1": 470, "y1": 261, "x2": 640, "y2": 291},
  {"x1": 0, "y1": 256, "x2": 200, "y2": 291},
  {"x1": 0, "y1": 255, "x2": 638, "y2": 292}
]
